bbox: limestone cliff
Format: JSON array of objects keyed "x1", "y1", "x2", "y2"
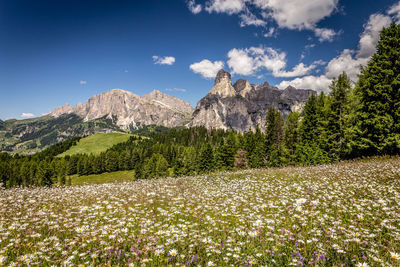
[
  {"x1": 50, "y1": 89, "x2": 194, "y2": 129},
  {"x1": 189, "y1": 69, "x2": 315, "y2": 132}
]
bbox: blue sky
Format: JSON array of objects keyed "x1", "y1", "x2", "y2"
[{"x1": 1, "y1": 0, "x2": 400, "y2": 120}]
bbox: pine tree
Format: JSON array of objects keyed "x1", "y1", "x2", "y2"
[
  {"x1": 354, "y1": 23, "x2": 400, "y2": 156},
  {"x1": 198, "y1": 143, "x2": 214, "y2": 173},
  {"x1": 327, "y1": 72, "x2": 352, "y2": 159},
  {"x1": 265, "y1": 108, "x2": 284, "y2": 164},
  {"x1": 300, "y1": 94, "x2": 319, "y2": 144},
  {"x1": 283, "y1": 112, "x2": 300, "y2": 163}
]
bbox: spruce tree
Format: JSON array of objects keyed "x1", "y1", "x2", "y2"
[
  {"x1": 198, "y1": 143, "x2": 214, "y2": 173},
  {"x1": 327, "y1": 72, "x2": 351, "y2": 159},
  {"x1": 354, "y1": 23, "x2": 400, "y2": 156},
  {"x1": 265, "y1": 108, "x2": 284, "y2": 163},
  {"x1": 283, "y1": 112, "x2": 300, "y2": 162}
]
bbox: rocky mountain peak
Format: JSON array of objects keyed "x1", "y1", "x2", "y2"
[
  {"x1": 50, "y1": 88, "x2": 194, "y2": 130},
  {"x1": 208, "y1": 69, "x2": 236, "y2": 98},
  {"x1": 50, "y1": 104, "x2": 75, "y2": 117},
  {"x1": 233, "y1": 79, "x2": 254, "y2": 98},
  {"x1": 142, "y1": 89, "x2": 194, "y2": 114},
  {"x1": 190, "y1": 70, "x2": 316, "y2": 132},
  {"x1": 214, "y1": 69, "x2": 231, "y2": 85}
]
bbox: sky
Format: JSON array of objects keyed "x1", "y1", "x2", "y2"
[{"x1": 1, "y1": 0, "x2": 400, "y2": 120}]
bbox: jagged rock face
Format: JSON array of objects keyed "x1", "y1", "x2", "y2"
[
  {"x1": 208, "y1": 69, "x2": 237, "y2": 98},
  {"x1": 189, "y1": 69, "x2": 315, "y2": 132},
  {"x1": 50, "y1": 89, "x2": 194, "y2": 129}
]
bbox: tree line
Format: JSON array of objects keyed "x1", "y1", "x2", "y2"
[{"x1": 1, "y1": 23, "x2": 399, "y2": 188}]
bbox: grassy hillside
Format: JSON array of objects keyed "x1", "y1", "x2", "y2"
[
  {"x1": 58, "y1": 132, "x2": 133, "y2": 156},
  {"x1": 69, "y1": 170, "x2": 135, "y2": 185},
  {"x1": 0, "y1": 114, "x2": 124, "y2": 154}
]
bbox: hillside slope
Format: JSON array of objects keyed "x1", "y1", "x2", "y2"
[
  {"x1": 0, "y1": 114, "x2": 123, "y2": 154},
  {"x1": 58, "y1": 133, "x2": 133, "y2": 156}
]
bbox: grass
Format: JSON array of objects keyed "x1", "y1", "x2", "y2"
[
  {"x1": 58, "y1": 132, "x2": 132, "y2": 156},
  {"x1": 1, "y1": 157, "x2": 400, "y2": 266},
  {"x1": 69, "y1": 170, "x2": 135, "y2": 185}
]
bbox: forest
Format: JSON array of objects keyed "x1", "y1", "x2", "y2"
[{"x1": 0, "y1": 23, "x2": 399, "y2": 188}]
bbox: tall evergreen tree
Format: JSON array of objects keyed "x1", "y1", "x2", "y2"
[
  {"x1": 300, "y1": 94, "x2": 319, "y2": 144},
  {"x1": 265, "y1": 108, "x2": 284, "y2": 152},
  {"x1": 198, "y1": 143, "x2": 214, "y2": 173},
  {"x1": 354, "y1": 23, "x2": 400, "y2": 156},
  {"x1": 283, "y1": 112, "x2": 300, "y2": 162},
  {"x1": 327, "y1": 72, "x2": 352, "y2": 159}
]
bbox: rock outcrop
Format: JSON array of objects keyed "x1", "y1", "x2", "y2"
[
  {"x1": 51, "y1": 89, "x2": 194, "y2": 129},
  {"x1": 189, "y1": 69, "x2": 315, "y2": 132}
]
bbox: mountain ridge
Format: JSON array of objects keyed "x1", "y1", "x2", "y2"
[
  {"x1": 50, "y1": 89, "x2": 194, "y2": 129},
  {"x1": 189, "y1": 69, "x2": 315, "y2": 132},
  {"x1": 1, "y1": 71, "x2": 315, "y2": 153}
]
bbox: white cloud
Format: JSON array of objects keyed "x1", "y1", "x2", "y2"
[
  {"x1": 325, "y1": 49, "x2": 368, "y2": 80},
  {"x1": 263, "y1": 27, "x2": 275, "y2": 37},
  {"x1": 278, "y1": 6, "x2": 395, "y2": 92},
  {"x1": 165, "y1": 88, "x2": 187, "y2": 92},
  {"x1": 239, "y1": 9, "x2": 267, "y2": 27},
  {"x1": 388, "y1": 1, "x2": 400, "y2": 22},
  {"x1": 277, "y1": 75, "x2": 332, "y2": 92},
  {"x1": 153, "y1": 55, "x2": 176, "y2": 65},
  {"x1": 80, "y1": 80, "x2": 87, "y2": 85},
  {"x1": 357, "y1": 14, "x2": 392, "y2": 59},
  {"x1": 314, "y1": 28, "x2": 338, "y2": 42},
  {"x1": 227, "y1": 46, "x2": 314, "y2": 77},
  {"x1": 205, "y1": 0, "x2": 246, "y2": 15},
  {"x1": 21, "y1": 113, "x2": 35, "y2": 119},
  {"x1": 227, "y1": 48, "x2": 259, "y2": 75},
  {"x1": 190, "y1": 59, "x2": 225, "y2": 78},
  {"x1": 254, "y1": 0, "x2": 338, "y2": 30},
  {"x1": 187, "y1": 0, "x2": 202, "y2": 14},
  {"x1": 274, "y1": 62, "x2": 317, "y2": 78},
  {"x1": 324, "y1": 13, "x2": 391, "y2": 81}
]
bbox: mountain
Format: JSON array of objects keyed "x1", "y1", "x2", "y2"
[
  {"x1": 1, "y1": 89, "x2": 193, "y2": 154},
  {"x1": 0, "y1": 114, "x2": 123, "y2": 154},
  {"x1": 1, "y1": 75, "x2": 314, "y2": 153},
  {"x1": 50, "y1": 89, "x2": 194, "y2": 129},
  {"x1": 189, "y1": 69, "x2": 315, "y2": 132}
]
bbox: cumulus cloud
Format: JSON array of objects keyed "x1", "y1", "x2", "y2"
[
  {"x1": 278, "y1": 6, "x2": 395, "y2": 92},
  {"x1": 187, "y1": 0, "x2": 202, "y2": 14},
  {"x1": 21, "y1": 113, "x2": 35, "y2": 119},
  {"x1": 325, "y1": 49, "x2": 368, "y2": 80},
  {"x1": 388, "y1": 1, "x2": 400, "y2": 22},
  {"x1": 152, "y1": 56, "x2": 176, "y2": 65},
  {"x1": 275, "y1": 63, "x2": 317, "y2": 78},
  {"x1": 314, "y1": 28, "x2": 339, "y2": 42},
  {"x1": 277, "y1": 75, "x2": 332, "y2": 92},
  {"x1": 201, "y1": 0, "x2": 340, "y2": 41},
  {"x1": 227, "y1": 46, "x2": 315, "y2": 77},
  {"x1": 254, "y1": 0, "x2": 338, "y2": 30},
  {"x1": 357, "y1": 14, "x2": 392, "y2": 59},
  {"x1": 205, "y1": 0, "x2": 246, "y2": 15},
  {"x1": 227, "y1": 48, "x2": 259, "y2": 75},
  {"x1": 190, "y1": 59, "x2": 225, "y2": 79},
  {"x1": 80, "y1": 80, "x2": 87, "y2": 85}
]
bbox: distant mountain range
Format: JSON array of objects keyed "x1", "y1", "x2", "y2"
[
  {"x1": 50, "y1": 89, "x2": 194, "y2": 129},
  {"x1": 0, "y1": 69, "x2": 315, "y2": 153}
]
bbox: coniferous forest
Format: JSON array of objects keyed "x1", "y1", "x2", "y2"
[{"x1": 1, "y1": 23, "x2": 400, "y2": 188}]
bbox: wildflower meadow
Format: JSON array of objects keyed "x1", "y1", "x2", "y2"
[{"x1": 1, "y1": 157, "x2": 399, "y2": 266}]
